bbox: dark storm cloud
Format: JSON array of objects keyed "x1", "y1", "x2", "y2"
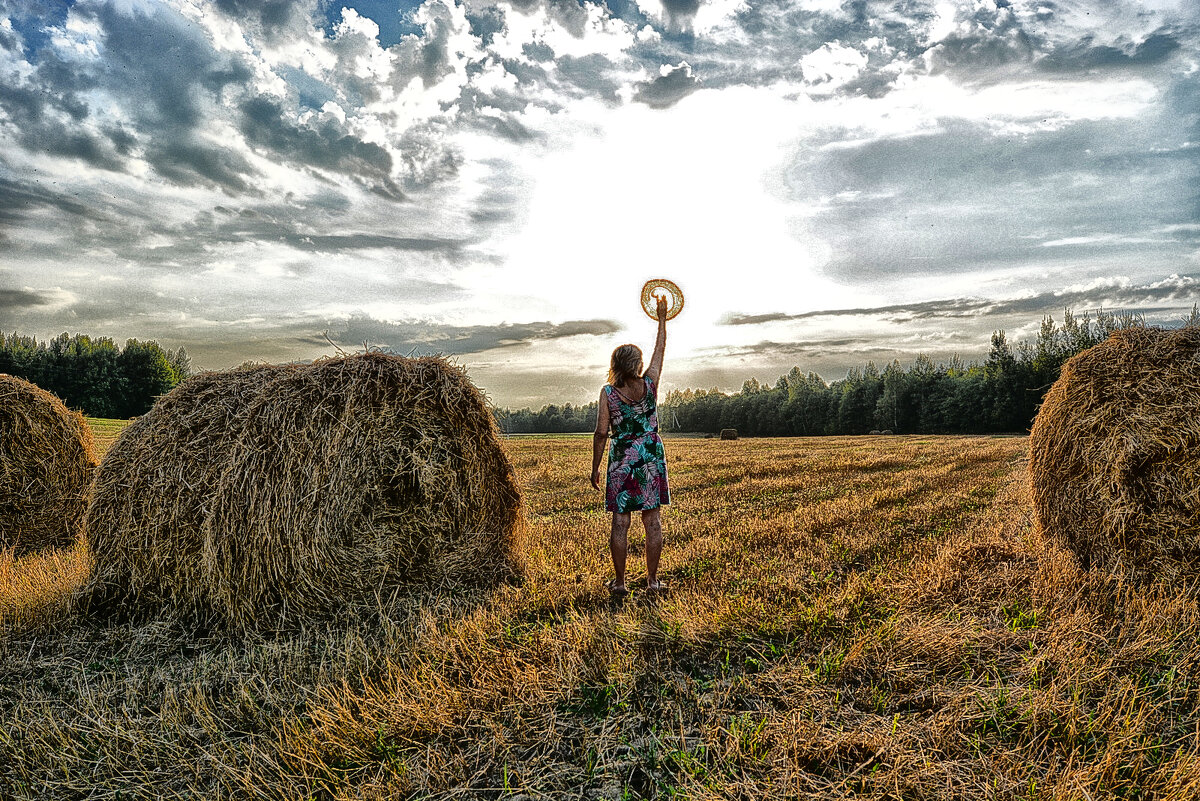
[
  {"x1": 284, "y1": 233, "x2": 468, "y2": 253},
  {"x1": 318, "y1": 314, "x2": 622, "y2": 354},
  {"x1": 721, "y1": 275, "x2": 1200, "y2": 327},
  {"x1": 0, "y1": 1, "x2": 416, "y2": 197},
  {"x1": 633, "y1": 62, "x2": 701, "y2": 109},
  {"x1": 706, "y1": 337, "x2": 887, "y2": 357},
  {"x1": 1038, "y1": 30, "x2": 1182, "y2": 72},
  {"x1": 522, "y1": 41, "x2": 555, "y2": 62},
  {"x1": 0, "y1": 1, "x2": 266, "y2": 192},
  {"x1": 0, "y1": 33, "x2": 131, "y2": 172},
  {"x1": 0, "y1": 288, "x2": 64, "y2": 312},
  {"x1": 466, "y1": 5, "x2": 505, "y2": 47},
  {"x1": 0, "y1": 178, "x2": 106, "y2": 229},
  {"x1": 237, "y1": 96, "x2": 404, "y2": 197},
  {"x1": 86, "y1": 3, "x2": 257, "y2": 177},
  {"x1": 473, "y1": 112, "x2": 537, "y2": 142},
  {"x1": 556, "y1": 54, "x2": 625, "y2": 103},
  {"x1": 921, "y1": 2, "x2": 1036, "y2": 77},
  {"x1": 91, "y1": 200, "x2": 473, "y2": 264},
  {"x1": 212, "y1": 0, "x2": 307, "y2": 34},
  {"x1": 660, "y1": 0, "x2": 700, "y2": 31}
]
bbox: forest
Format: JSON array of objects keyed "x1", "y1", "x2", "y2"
[
  {"x1": 2, "y1": 309, "x2": 1180, "y2": 432},
  {"x1": 0, "y1": 332, "x2": 191, "y2": 418},
  {"x1": 494, "y1": 310, "x2": 1178, "y2": 436}
]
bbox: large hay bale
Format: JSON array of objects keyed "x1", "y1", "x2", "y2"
[
  {"x1": 720, "y1": 428, "x2": 738, "y2": 440},
  {"x1": 81, "y1": 364, "x2": 296, "y2": 611},
  {"x1": 0, "y1": 375, "x2": 98, "y2": 552},
  {"x1": 1029, "y1": 326, "x2": 1200, "y2": 578},
  {"x1": 79, "y1": 354, "x2": 523, "y2": 627}
]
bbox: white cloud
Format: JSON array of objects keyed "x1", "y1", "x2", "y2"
[
  {"x1": 489, "y1": 0, "x2": 638, "y2": 62},
  {"x1": 799, "y1": 43, "x2": 868, "y2": 94},
  {"x1": 1, "y1": 0, "x2": 1197, "y2": 404}
]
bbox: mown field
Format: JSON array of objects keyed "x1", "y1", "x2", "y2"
[{"x1": 3, "y1": 425, "x2": 1200, "y2": 799}]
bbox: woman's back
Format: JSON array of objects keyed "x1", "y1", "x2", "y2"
[{"x1": 604, "y1": 377, "x2": 659, "y2": 441}]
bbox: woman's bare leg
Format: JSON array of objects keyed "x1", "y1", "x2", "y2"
[
  {"x1": 610, "y1": 512, "x2": 631, "y2": 590},
  {"x1": 642, "y1": 507, "x2": 663, "y2": 588}
]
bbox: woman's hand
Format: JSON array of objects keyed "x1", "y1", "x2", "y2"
[
  {"x1": 591, "y1": 468, "x2": 602, "y2": 490},
  {"x1": 656, "y1": 294, "x2": 668, "y2": 322}
]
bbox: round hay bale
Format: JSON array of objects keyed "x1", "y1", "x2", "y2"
[
  {"x1": 79, "y1": 363, "x2": 297, "y2": 611},
  {"x1": 0, "y1": 375, "x2": 98, "y2": 553},
  {"x1": 78, "y1": 354, "x2": 523, "y2": 627},
  {"x1": 1029, "y1": 326, "x2": 1200, "y2": 579},
  {"x1": 720, "y1": 428, "x2": 738, "y2": 440}
]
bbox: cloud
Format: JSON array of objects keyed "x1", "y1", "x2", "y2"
[
  {"x1": 0, "y1": 287, "x2": 70, "y2": 313},
  {"x1": 1038, "y1": 30, "x2": 1183, "y2": 72},
  {"x1": 320, "y1": 314, "x2": 622, "y2": 354},
  {"x1": 800, "y1": 42, "x2": 868, "y2": 92},
  {"x1": 633, "y1": 61, "x2": 700, "y2": 108},
  {"x1": 784, "y1": 107, "x2": 1197, "y2": 283},
  {"x1": 282, "y1": 233, "x2": 469, "y2": 253},
  {"x1": 237, "y1": 96, "x2": 403, "y2": 197},
  {"x1": 0, "y1": 178, "x2": 106, "y2": 230},
  {"x1": 658, "y1": 0, "x2": 701, "y2": 32},
  {"x1": 212, "y1": 0, "x2": 311, "y2": 35},
  {"x1": 722, "y1": 274, "x2": 1200, "y2": 326},
  {"x1": 703, "y1": 336, "x2": 885, "y2": 357},
  {"x1": 3, "y1": 0, "x2": 1199, "y2": 406}
]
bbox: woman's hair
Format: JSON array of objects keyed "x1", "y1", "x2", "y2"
[{"x1": 608, "y1": 344, "x2": 643, "y2": 387}]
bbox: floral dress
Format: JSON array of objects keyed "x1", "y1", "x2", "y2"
[{"x1": 604, "y1": 377, "x2": 670, "y2": 513}]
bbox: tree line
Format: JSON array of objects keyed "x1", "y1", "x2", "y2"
[
  {"x1": 0, "y1": 332, "x2": 192, "y2": 418},
  {"x1": 4, "y1": 309, "x2": 1177, "y2": 428},
  {"x1": 495, "y1": 310, "x2": 1178, "y2": 436}
]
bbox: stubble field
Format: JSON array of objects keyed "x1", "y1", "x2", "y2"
[{"x1": 3, "y1": 427, "x2": 1200, "y2": 799}]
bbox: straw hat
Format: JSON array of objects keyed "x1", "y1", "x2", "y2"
[{"x1": 641, "y1": 279, "x2": 684, "y2": 321}]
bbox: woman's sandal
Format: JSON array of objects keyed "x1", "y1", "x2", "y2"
[
  {"x1": 605, "y1": 579, "x2": 629, "y2": 596},
  {"x1": 646, "y1": 580, "x2": 669, "y2": 594}
]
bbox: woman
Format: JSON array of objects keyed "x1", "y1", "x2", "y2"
[{"x1": 591, "y1": 294, "x2": 670, "y2": 594}]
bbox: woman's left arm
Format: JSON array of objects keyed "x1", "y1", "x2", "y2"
[
  {"x1": 643, "y1": 295, "x2": 668, "y2": 385},
  {"x1": 591, "y1": 388, "x2": 610, "y2": 490}
]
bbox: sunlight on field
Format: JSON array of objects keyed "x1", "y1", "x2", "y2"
[
  {"x1": 0, "y1": 542, "x2": 91, "y2": 631},
  {"x1": 5, "y1": 432, "x2": 1200, "y2": 798},
  {"x1": 85, "y1": 417, "x2": 127, "y2": 457}
]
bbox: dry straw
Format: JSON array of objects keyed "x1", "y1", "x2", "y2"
[
  {"x1": 78, "y1": 354, "x2": 523, "y2": 628},
  {"x1": 79, "y1": 363, "x2": 295, "y2": 613},
  {"x1": 0, "y1": 374, "x2": 98, "y2": 553},
  {"x1": 1029, "y1": 326, "x2": 1200, "y2": 580}
]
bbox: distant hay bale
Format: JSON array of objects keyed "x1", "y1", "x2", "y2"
[
  {"x1": 1029, "y1": 326, "x2": 1200, "y2": 579},
  {"x1": 720, "y1": 429, "x2": 738, "y2": 440},
  {"x1": 881, "y1": 429, "x2": 894, "y2": 436},
  {"x1": 869, "y1": 430, "x2": 882, "y2": 435},
  {"x1": 0, "y1": 375, "x2": 98, "y2": 553},
  {"x1": 78, "y1": 354, "x2": 524, "y2": 628}
]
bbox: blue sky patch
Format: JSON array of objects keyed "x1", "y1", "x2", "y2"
[
  {"x1": 319, "y1": 0, "x2": 425, "y2": 47},
  {"x1": 7, "y1": 0, "x2": 75, "y2": 61}
]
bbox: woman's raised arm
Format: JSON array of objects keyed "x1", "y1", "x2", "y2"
[{"x1": 643, "y1": 295, "x2": 668, "y2": 385}]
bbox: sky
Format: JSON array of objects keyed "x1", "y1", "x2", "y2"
[{"x1": 1, "y1": 0, "x2": 1198, "y2": 409}]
